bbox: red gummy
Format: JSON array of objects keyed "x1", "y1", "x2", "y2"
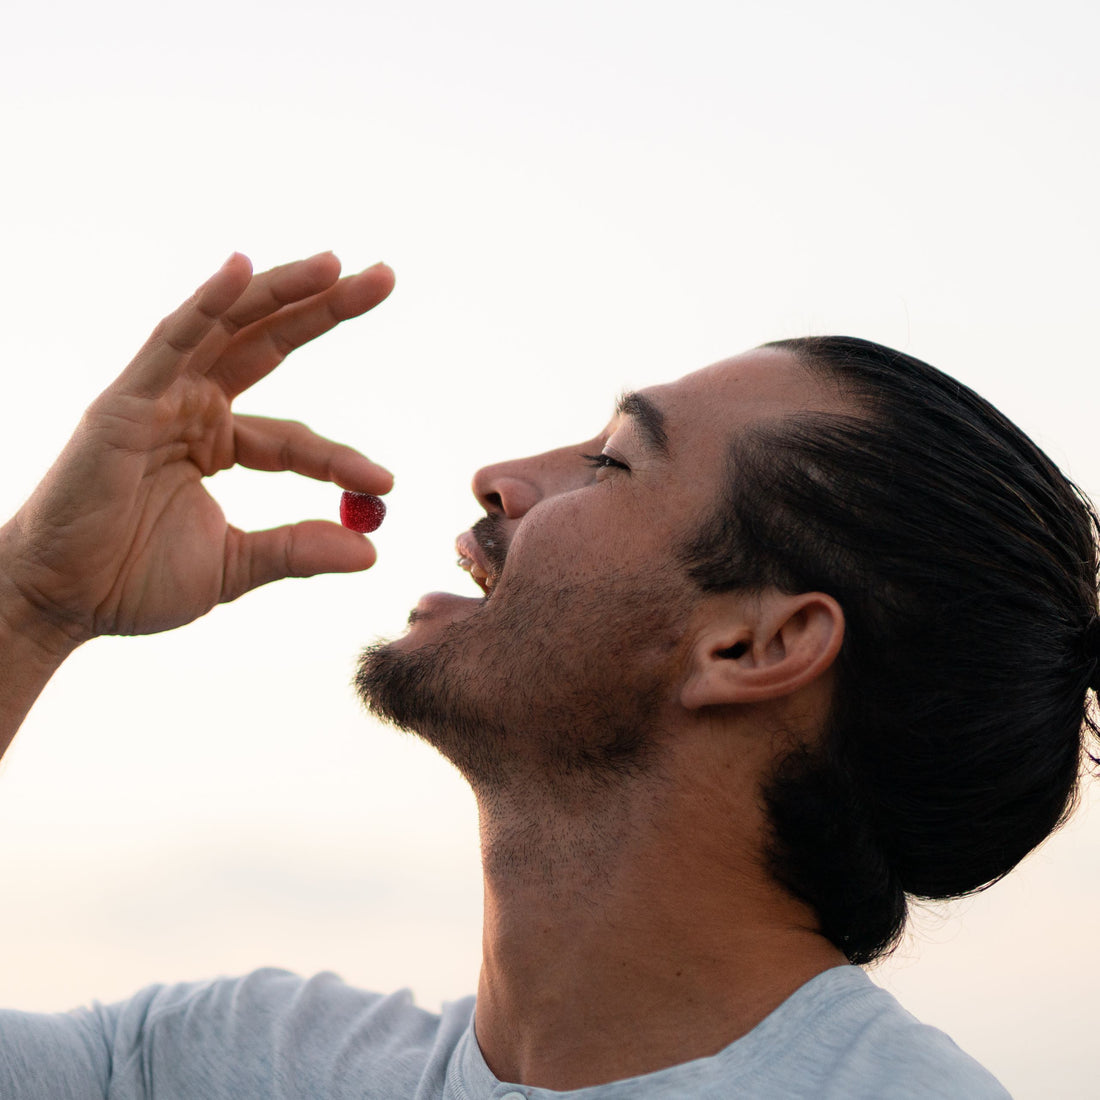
[{"x1": 340, "y1": 491, "x2": 386, "y2": 533}]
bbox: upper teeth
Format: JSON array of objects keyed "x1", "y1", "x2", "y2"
[{"x1": 457, "y1": 555, "x2": 495, "y2": 593}]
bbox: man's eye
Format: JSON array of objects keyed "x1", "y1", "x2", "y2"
[{"x1": 580, "y1": 452, "x2": 631, "y2": 473}]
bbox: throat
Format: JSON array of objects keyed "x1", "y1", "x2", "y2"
[{"x1": 475, "y1": 767, "x2": 659, "y2": 896}]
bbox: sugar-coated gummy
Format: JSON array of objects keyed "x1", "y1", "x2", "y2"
[{"x1": 340, "y1": 491, "x2": 386, "y2": 533}]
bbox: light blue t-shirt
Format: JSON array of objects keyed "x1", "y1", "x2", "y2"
[{"x1": 0, "y1": 964, "x2": 1009, "y2": 1098}]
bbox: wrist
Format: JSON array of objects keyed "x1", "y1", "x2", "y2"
[
  {"x1": 0, "y1": 525, "x2": 88, "y2": 667},
  {"x1": 0, "y1": 580, "x2": 85, "y2": 667}
]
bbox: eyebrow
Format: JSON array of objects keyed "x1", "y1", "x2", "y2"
[{"x1": 615, "y1": 390, "x2": 670, "y2": 459}]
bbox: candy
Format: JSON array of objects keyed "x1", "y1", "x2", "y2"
[{"x1": 340, "y1": 491, "x2": 386, "y2": 533}]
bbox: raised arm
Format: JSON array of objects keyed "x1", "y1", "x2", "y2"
[{"x1": 0, "y1": 251, "x2": 395, "y2": 758}]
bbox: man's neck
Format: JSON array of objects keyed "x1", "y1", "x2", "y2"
[{"x1": 471, "y1": 766, "x2": 848, "y2": 1091}]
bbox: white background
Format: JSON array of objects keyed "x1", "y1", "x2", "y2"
[{"x1": 1, "y1": 2, "x2": 1098, "y2": 1096}]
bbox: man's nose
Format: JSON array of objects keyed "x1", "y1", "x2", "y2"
[
  {"x1": 472, "y1": 460, "x2": 541, "y2": 517},
  {"x1": 472, "y1": 446, "x2": 583, "y2": 517}
]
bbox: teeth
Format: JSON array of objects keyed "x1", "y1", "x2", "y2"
[{"x1": 457, "y1": 554, "x2": 495, "y2": 595}]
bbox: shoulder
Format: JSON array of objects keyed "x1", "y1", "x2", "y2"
[
  {"x1": 98, "y1": 969, "x2": 476, "y2": 1099},
  {"x1": 727, "y1": 965, "x2": 1011, "y2": 1099}
]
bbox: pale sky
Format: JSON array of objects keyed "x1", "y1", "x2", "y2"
[{"x1": 1, "y1": 2, "x2": 1098, "y2": 1096}]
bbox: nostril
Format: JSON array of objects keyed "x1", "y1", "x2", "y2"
[{"x1": 473, "y1": 469, "x2": 542, "y2": 518}]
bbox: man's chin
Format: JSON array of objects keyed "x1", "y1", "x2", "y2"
[
  {"x1": 354, "y1": 634, "x2": 435, "y2": 731},
  {"x1": 353, "y1": 625, "x2": 505, "y2": 786},
  {"x1": 354, "y1": 590, "x2": 485, "y2": 723}
]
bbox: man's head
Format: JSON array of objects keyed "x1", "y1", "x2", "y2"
[
  {"x1": 357, "y1": 337, "x2": 1100, "y2": 963},
  {"x1": 356, "y1": 349, "x2": 848, "y2": 799}
]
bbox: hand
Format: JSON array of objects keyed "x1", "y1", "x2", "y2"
[{"x1": 0, "y1": 251, "x2": 395, "y2": 647}]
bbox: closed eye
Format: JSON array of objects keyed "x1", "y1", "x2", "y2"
[{"x1": 580, "y1": 451, "x2": 631, "y2": 473}]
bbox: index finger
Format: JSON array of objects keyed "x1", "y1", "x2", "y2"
[
  {"x1": 209, "y1": 262, "x2": 396, "y2": 399},
  {"x1": 117, "y1": 253, "x2": 254, "y2": 399},
  {"x1": 185, "y1": 251, "x2": 347, "y2": 374},
  {"x1": 233, "y1": 414, "x2": 394, "y2": 494}
]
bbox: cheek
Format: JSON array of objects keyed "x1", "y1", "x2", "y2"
[
  {"x1": 499, "y1": 492, "x2": 648, "y2": 593},
  {"x1": 483, "y1": 570, "x2": 686, "y2": 691},
  {"x1": 489, "y1": 524, "x2": 696, "y2": 683},
  {"x1": 491, "y1": 499, "x2": 579, "y2": 592}
]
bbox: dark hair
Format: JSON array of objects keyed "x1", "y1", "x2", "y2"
[{"x1": 681, "y1": 336, "x2": 1100, "y2": 965}]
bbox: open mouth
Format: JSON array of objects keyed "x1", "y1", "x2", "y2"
[
  {"x1": 455, "y1": 528, "x2": 499, "y2": 597},
  {"x1": 457, "y1": 554, "x2": 494, "y2": 595}
]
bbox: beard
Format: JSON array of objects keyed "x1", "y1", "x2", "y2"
[{"x1": 355, "y1": 566, "x2": 689, "y2": 799}]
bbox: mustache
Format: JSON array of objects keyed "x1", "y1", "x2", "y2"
[{"x1": 472, "y1": 512, "x2": 509, "y2": 577}]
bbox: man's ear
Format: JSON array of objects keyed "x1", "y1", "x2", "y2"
[{"x1": 679, "y1": 591, "x2": 845, "y2": 710}]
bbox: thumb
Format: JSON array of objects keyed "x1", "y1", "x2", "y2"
[{"x1": 221, "y1": 522, "x2": 378, "y2": 603}]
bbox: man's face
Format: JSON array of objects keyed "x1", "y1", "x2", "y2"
[{"x1": 356, "y1": 347, "x2": 830, "y2": 792}]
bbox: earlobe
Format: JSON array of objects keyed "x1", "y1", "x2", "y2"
[{"x1": 679, "y1": 592, "x2": 845, "y2": 711}]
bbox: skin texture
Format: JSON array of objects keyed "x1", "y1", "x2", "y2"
[{"x1": 359, "y1": 350, "x2": 852, "y2": 1087}]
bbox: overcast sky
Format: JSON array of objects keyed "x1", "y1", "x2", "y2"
[{"x1": 1, "y1": 2, "x2": 1098, "y2": 1096}]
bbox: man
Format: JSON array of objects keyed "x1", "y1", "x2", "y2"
[{"x1": 1, "y1": 252, "x2": 1094, "y2": 1096}]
